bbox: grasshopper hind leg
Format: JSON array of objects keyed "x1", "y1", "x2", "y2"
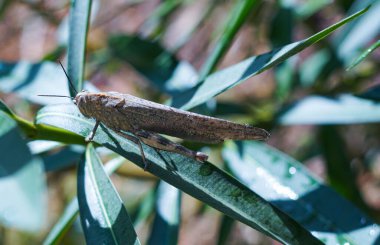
[
  {"x1": 115, "y1": 130, "x2": 149, "y2": 170},
  {"x1": 134, "y1": 129, "x2": 209, "y2": 163}
]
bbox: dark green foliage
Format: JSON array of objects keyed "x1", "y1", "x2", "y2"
[{"x1": 0, "y1": 1, "x2": 379, "y2": 245}]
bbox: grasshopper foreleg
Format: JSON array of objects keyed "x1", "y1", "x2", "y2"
[{"x1": 86, "y1": 120, "x2": 100, "y2": 142}]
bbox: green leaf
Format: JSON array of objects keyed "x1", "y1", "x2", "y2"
[
  {"x1": 278, "y1": 94, "x2": 380, "y2": 125},
  {"x1": 299, "y1": 1, "x2": 380, "y2": 85},
  {"x1": 347, "y1": 39, "x2": 380, "y2": 70},
  {"x1": 170, "y1": 6, "x2": 370, "y2": 110},
  {"x1": 198, "y1": 0, "x2": 258, "y2": 80},
  {"x1": 334, "y1": 1, "x2": 380, "y2": 65},
  {"x1": 147, "y1": 181, "x2": 181, "y2": 245},
  {"x1": 78, "y1": 144, "x2": 140, "y2": 245},
  {"x1": 36, "y1": 103, "x2": 321, "y2": 244},
  {"x1": 68, "y1": 0, "x2": 92, "y2": 95},
  {"x1": 43, "y1": 156, "x2": 126, "y2": 245},
  {"x1": 223, "y1": 141, "x2": 380, "y2": 245},
  {"x1": 0, "y1": 111, "x2": 46, "y2": 231}
]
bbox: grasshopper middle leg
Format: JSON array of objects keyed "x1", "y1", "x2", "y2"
[{"x1": 85, "y1": 121, "x2": 151, "y2": 170}]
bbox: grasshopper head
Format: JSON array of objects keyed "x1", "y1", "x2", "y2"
[
  {"x1": 74, "y1": 90, "x2": 92, "y2": 117},
  {"x1": 73, "y1": 90, "x2": 89, "y2": 104}
]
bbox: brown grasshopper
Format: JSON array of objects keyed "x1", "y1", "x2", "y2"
[{"x1": 41, "y1": 63, "x2": 269, "y2": 170}]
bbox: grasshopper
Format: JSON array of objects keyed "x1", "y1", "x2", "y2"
[{"x1": 41, "y1": 63, "x2": 269, "y2": 170}]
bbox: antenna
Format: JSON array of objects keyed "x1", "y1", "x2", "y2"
[
  {"x1": 38, "y1": 95, "x2": 74, "y2": 99},
  {"x1": 58, "y1": 60, "x2": 78, "y2": 95}
]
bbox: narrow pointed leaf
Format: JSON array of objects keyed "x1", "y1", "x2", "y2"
[
  {"x1": 170, "y1": 6, "x2": 369, "y2": 110},
  {"x1": 300, "y1": 1, "x2": 380, "y2": 87},
  {"x1": 43, "y1": 156, "x2": 126, "y2": 245},
  {"x1": 334, "y1": 0, "x2": 380, "y2": 64},
  {"x1": 36, "y1": 103, "x2": 321, "y2": 244},
  {"x1": 68, "y1": 0, "x2": 92, "y2": 94},
  {"x1": 347, "y1": 39, "x2": 380, "y2": 70},
  {"x1": 78, "y1": 144, "x2": 140, "y2": 244},
  {"x1": 198, "y1": 0, "x2": 258, "y2": 80}
]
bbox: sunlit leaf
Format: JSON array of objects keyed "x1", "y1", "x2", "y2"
[
  {"x1": 0, "y1": 61, "x2": 70, "y2": 104},
  {"x1": 278, "y1": 94, "x2": 380, "y2": 125},
  {"x1": 223, "y1": 141, "x2": 380, "y2": 244},
  {"x1": 78, "y1": 144, "x2": 140, "y2": 244}
]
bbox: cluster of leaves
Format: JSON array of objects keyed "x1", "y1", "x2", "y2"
[{"x1": 1, "y1": 0, "x2": 380, "y2": 244}]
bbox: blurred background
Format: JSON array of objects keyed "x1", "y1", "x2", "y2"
[{"x1": 0, "y1": 0, "x2": 380, "y2": 244}]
